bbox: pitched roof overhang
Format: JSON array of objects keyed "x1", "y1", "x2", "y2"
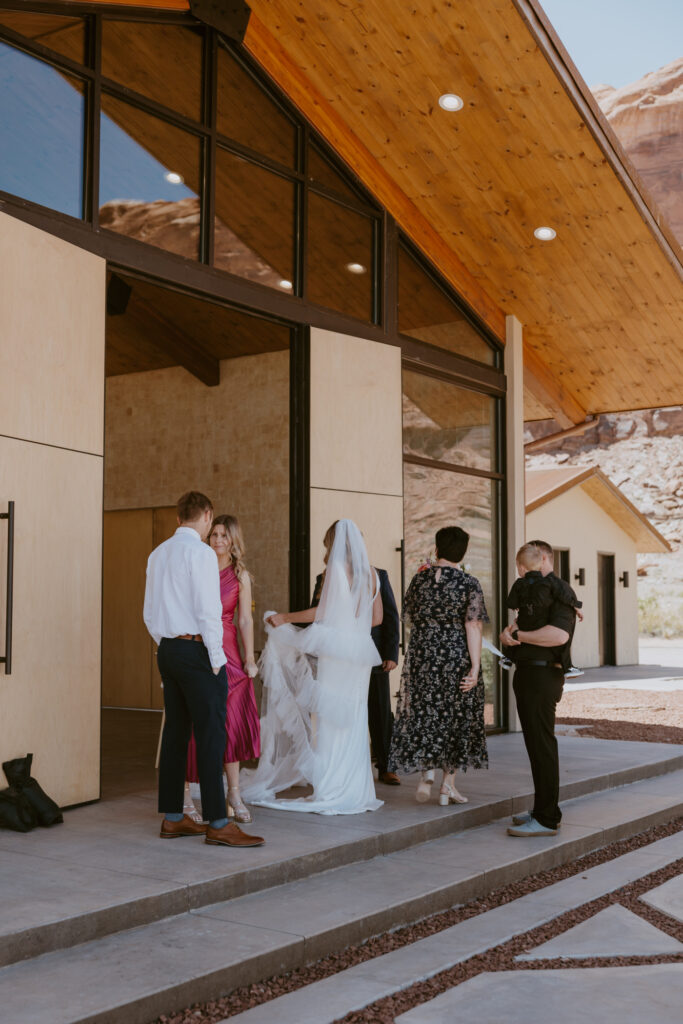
[
  {"x1": 25, "y1": 1, "x2": 683, "y2": 427},
  {"x1": 526, "y1": 466, "x2": 671, "y2": 553}
]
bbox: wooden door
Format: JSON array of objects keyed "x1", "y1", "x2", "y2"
[
  {"x1": 102, "y1": 506, "x2": 176, "y2": 710},
  {"x1": 598, "y1": 553, "x2": 616, "y2": 666},
  {"x1": 0, "y1": 213, "x2": 105, "y2": 805},
  {"x1": 102, "y1": 510, "x2": 154, "y2": 708},
  {"x1": 150, "y1": 507, "x2": 179, "y2": 709}
]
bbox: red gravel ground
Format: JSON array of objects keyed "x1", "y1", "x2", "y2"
[
  {"x1": 558, "y1": 687, "x2": 683, "y2": 744},
  {"x1": 152, "y1": 817, "x2": 683, "y2": 1024},
  {"x1": 336, "y1": 852, "x2": 683, "y2": 1023}
]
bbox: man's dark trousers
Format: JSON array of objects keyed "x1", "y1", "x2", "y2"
[
  {"x1": 368, "y1": 668, "x2": 394, "y2": 775},
  {"x1": 157, "y1": 638, "x2": 228, "y2": 822},
  {"x1": 513, "y1": 663, "x2": 564, "y2": 829}
]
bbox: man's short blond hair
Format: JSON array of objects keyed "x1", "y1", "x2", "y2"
[{"x1": 516, "y1": 542, "x2": 543, "y2": 571}]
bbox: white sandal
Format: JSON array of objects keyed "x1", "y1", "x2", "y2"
[
  {"x1": 415, "y1": 769, "x2": 435, "y2": 803},
  {"x1": 227, "y1": 786, "x2": 253, "y2": 823},
  {"x1": 439, "y1": 783, "x2": 468, "y2": 806}
]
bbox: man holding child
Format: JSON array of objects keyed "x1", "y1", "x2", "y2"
[{"x1": 500, "y1": 540, "x2": 579, "y2": 838}]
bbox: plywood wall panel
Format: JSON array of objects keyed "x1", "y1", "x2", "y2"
[
  {"x1": 104, "y1": 351, "x2": 289, "y2": 650},
  {"x1": 310, "y1": 329, "x2": 403, "y2": 497},
  {"x1": 0, "y1": 438, "x2": 102, "y2": 807},
  {"x1": 0, "y1": 213, "x2": 105, "y2": 454}
]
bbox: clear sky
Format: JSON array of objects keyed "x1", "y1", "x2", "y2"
[{"x1": 540, "y1": 0, "x2": 683, "y2": 89}]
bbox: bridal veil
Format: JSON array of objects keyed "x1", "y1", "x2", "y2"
[{"x1": 240, "y1": 518, "x2": 382, "y2": 810}]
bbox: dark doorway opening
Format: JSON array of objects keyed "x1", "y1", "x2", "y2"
[
  {"x1": 553, "y1": 548, "x2": 570, "y2": 583},
  {"x1": 598, "y1": 553, "x2": 616, "y2": 666}
]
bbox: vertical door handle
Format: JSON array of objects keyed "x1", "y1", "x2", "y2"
[
  {"x1": 0, "y1": 501, "x2": 14, "y2": 674},
  {"x1": 395, "y1": 538, "x2": 405, "y2": 654}
]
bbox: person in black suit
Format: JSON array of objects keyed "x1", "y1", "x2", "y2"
[{"x1": 312, "y1": 563, "x2": 401, "y2": 786}]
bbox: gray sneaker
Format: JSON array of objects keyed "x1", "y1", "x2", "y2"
[
  {"x1": 507, "y1": 817, "x2": 558, "y2": 837},
  {"x1": 512, "y1": 811, "x2": 561, "y2": 828},
  {"x1": 511, "y1": 811, "x2": 532, "y2": 826}
]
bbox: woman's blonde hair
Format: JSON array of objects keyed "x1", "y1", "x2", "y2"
[{"x1": 208, "y1": 514, "x2": 251, "y2": 580}]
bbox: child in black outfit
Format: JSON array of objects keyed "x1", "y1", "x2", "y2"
[{"x1": 504, "y1": 543, "x2": 582, "y2": 674}]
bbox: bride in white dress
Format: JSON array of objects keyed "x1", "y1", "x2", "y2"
[{"x1": 240, "y1": 519, "x2": 384, "y2": 815}]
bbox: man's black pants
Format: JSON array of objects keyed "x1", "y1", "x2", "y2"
[
  {"x1": 368, "y1": 669, "x2": 394, "y2": 775},
  {"x1": 513, "y1": 663, "x2": 564, "y2": 829},
  {"x1": 157, "y1": 638, "x2": 228, "y2": 822}
]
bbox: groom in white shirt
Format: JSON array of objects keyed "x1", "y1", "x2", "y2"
[{"x1": 144, "y1": 490, "x2": 263, "y2": 847}]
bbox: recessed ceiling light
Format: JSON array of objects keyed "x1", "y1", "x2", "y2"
[
  {"x1": 164, "y1": 171, "x2": 184, "y2": 185},
  {"x1": 279, "y1": 279, "x2": 293, "y2": 290},
  {"x1": 534, "y1": 226, "x2": 557, "y2": 241},
  {"x1": 438, "y1": 93, "x2": 464, "y2": 112},
  {"x1": 346, "y1": 262, "x2": 367, "y2": 274}
]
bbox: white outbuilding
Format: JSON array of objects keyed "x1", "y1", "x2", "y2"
[{"x1": 525, "y1": 467, "x2": 670, "y2": 668}]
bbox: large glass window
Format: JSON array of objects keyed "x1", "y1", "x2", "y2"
[
  {"x1": 0, "y1": 43, "x2": 84, "y2": 217},
  {"x1": 308, "y1": 143, "x2": 360, "y2": 202},
  {"x1": 399, "y1": 245, "x2": 496, "y2": 365},
  {"x1": 99, "y1": 95, "x2": 201, "y2": 260},
  {"x1": 102, "y1": 22, "x2": 203, "y2": 122},
  {"x1": 217, "y1": 43, "x2": 295, "y2": 167},
  {"x1": 0, "y1": 11, "x2": 86, "y2": 64},
  {"x1": 403, "y1": 462, "x2": 501, "y2": 728},
  {"x1": 403, "y1": 370, "x2": 497, "y2": 474},
  {"x1": 214, "y1": 149, "x2": 295, "y2": 290},
  {"x1": 307, "y1": 193, "x2": 374, "y2": 320}
]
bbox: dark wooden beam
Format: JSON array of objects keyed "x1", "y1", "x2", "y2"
[{"x1": 126, "y1": 293, "x2": 220, "y2": 386}]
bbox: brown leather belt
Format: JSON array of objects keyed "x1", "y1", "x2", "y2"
[{"x1": 177, "y1": 633, "x2": 202, "y2": 642}]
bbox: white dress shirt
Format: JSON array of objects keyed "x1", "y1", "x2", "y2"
[{"x1": 143, "y1": 526, "x2": 227, "y2": 669}]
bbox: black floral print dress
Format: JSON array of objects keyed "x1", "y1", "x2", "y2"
[{"x1": 388, "y1": 566, "x2": 489, "y2": 774}]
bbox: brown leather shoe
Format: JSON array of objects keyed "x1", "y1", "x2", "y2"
[
  {"x1": 205, "y1": 822, "x2": 265, "y2": 847},
  {"x1": 378, "y1": 771, "x2": 401, "y2": 786},
  {"x1": 159, "y1": 815, "x2": 207, "y2": 839}
]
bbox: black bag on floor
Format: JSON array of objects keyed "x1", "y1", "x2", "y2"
[
  {"x1": 3, "y1": 753, "x2": 64, "y2": 827},
  {"x1": 0, "y1": 785, "x2": 38, "y2": 832}
]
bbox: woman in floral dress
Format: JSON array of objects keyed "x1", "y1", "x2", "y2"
[{"x1": 388, "y1": 525, "x2": 488, "y2": 805}]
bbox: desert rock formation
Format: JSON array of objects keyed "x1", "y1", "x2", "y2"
[{"x1": 593, "y1": 57, "x2": 683, "y2": 243}]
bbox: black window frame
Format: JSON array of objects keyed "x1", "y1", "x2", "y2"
[{"x1": 0, "y1": 5, "x2": 508, "y2": 731}]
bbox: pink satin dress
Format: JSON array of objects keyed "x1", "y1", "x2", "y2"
[{"x1": 186, "y1": 565, "x2": 261, "y2": 780}]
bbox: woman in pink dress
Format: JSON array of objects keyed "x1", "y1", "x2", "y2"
[{"x1": 184, "y1": 515, "x2": 260, "y2": 823}]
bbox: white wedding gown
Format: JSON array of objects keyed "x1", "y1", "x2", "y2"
[{"x1": 241, "y1": 520, "x2": 383, "y2": 815}]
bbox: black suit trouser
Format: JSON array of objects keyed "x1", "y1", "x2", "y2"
[
  {"x1": 368, "y1": 668, "x2": 394, "y2": 774},
  {"x1": 157, "y1": 638, "x2": 228, "y2": 822},
  {"x1": 513, "y1": 663, "x2": 564, "y2": 830}
]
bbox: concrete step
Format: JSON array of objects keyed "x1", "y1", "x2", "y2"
[
  {"x1": 1, "y1": 767, "x2": 683, "y2": 1024},
  {"x1": 1, "y1": 733, "x2": 680, "y2": 968},
  {"x1": 225, "y1": 829, "x2": 683, "y2": 1024}
]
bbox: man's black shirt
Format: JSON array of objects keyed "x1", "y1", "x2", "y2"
[{"x1": 512, "y1": 582, "x2": 576, "y2": 672}]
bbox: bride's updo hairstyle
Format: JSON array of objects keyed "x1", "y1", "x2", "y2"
[
  {"x1": 435, "y1": 526, "x2": 469, "y2": 564},
  {"x1": 323, "y1": 520, "x2": 339, "y2": 565},
  {"x1": 208, "y1": 514, "x2": 251, "y2": 579}
]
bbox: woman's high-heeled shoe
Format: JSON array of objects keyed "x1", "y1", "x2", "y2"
[
  {"x1": 415, "y1": 769, "x2": 435, "y2": 803},
  {"x1": 183, "y1": 784, "x2": 203, "y2": 824},
  {"x1": 227, "y1": 787, "x2": 253, "y2": 823},
  {"x1": 439, "y1": 783, "x2": 468, "y2": 806}
]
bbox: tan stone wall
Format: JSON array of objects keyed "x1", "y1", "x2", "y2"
[{"x1": 104, "y1": 350, "x2": 289, "y2": 649}]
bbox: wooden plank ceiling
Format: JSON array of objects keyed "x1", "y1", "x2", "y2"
[
  {"x1": 13, "y1": 0, "x2": 682, "y2": 422},
  {"x1": 241, "y1": 0, "x2": 682, "y2": 424}
]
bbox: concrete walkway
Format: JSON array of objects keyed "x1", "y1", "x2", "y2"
[{"x1": 1, "y1": 734, "x2": 682, "y2": 1023}]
